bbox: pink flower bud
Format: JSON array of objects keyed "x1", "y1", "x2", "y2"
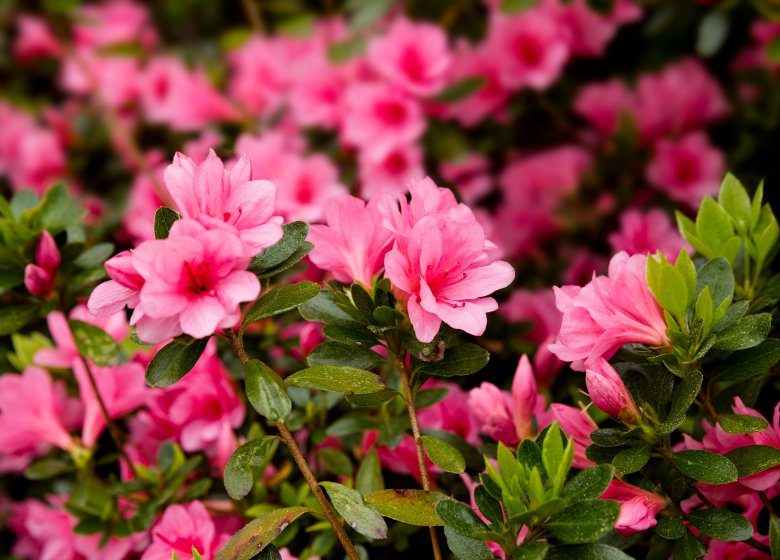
[
  {"x1": 600, "y1": 480, "x2": 667, "y2": 536},
  {"x1": 512, "y1": 354, "x2": 537, "y2": 441},
  {"x1": 585, "y1": 358, "x2": 639, "y2": 422},
  {"x1": 24, "y1": 264, "x2": 53, "y2": 297},
  {"x1": 36, "y1": 230, "x2": 60, "y2": 274},
  {"x1": 469, "y1": 382, "x2": 517, "y2": 446}
]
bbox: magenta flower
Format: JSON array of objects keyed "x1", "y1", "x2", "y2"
[
  {"x1": 585, "y1": 358, "x2": 640, "y2": 422},
  {"x1": 385, "y1": 212, "x2": 514, "y2": 343},
  {"x1": 439, "y1": 154, "x2": 491, "y2": 206},
  {"x1": 141, "y1": 501, "x2": 234, "y2": 560},
  {"x1": 358, "y1": 143, "x2": 424, "y2": 199},
  {"x1": 24, "y1": 230, "x2": 60, "y2": 297},
  {"x1": 308, "y1": 194, "x2": 394, "y2": 287},
  {"x1": 549, "y1": 251, "x2": 669, "y2": 370},
  {"x1": 164, "y1": 149, "x2": 283, "y2": 255},
  {"x1": 600, "y1": 480, "x2": 667, "y2": 536},
  {"x1": 550, "y1": 403, "x2": 598, "y2": 469},
  {"x1": 87, "y1": 250, "x2": 143, "y2": 317},
  {"x1": 608, "y1": 208, "x2": 692, "y2": 262},
  {"x1": 573, "y1": 79, "x2": 636, "y2": 137},
  {"x1": 367, "y1": 18, "x2": 452, "y2": 97},
  {"x1": 14, "y1": 15, "x2": 62, "y2": 62}
]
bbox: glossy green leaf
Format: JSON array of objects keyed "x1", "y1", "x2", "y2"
[
  {"x1": 356, "y1": 447, "x2": 384, "y2": 497},
  {"x1": 562, "y1": 465, "x2": 614, "y2": 503},
  {"x1": 514, "y1": 542, "x2": 548, "y2": 560},
  {"x1": 321, "y1": 325, "x2": 379, "y2": 348},
  {"x1": 320, "y1": 482, "x2": 387, "y2": 540},
  {"x1": 307, "y1": 341, "x2": 386, "y2": 370},
  {"x1": 545, "y1": 499, "x2": 621, "y2": 543},
  {"x1": 415, "y1": 344, "x2": 490, "y2": 377},
  {"x1": 298, "y1": 289, "x2": 364, "y2": 328},
  {"x1": 69, "y1": 320, "x2": 118, "y2": 367},
  {"x1": 365, "y1": 489, "x2": 448, "y2": 526},
  {"x1": 318, "y1": 448, "x2": 353, "y2": 477},
  {"x1": 224, "y1": 437, "x2": 280, "y2": 499},
  {"x1": 723, "y1": 445, "x2": 780, "y2": 477},
  {"x1": 0, "y1": 304, "x2": 42, "y2": 335},
  {"x1": 145, "y1": 337, "x2": 210, "y2": 388},
  {"x1": 671, "y1": 450, "x2": 738, "y2": 484},
  {"x1": 712, "y1": 313, "x2": 771, "y2": 351},
  {"x1": 654, "y1": 516, "x2": 685, "y2": 539},
  {"x1": 712, "y1": 339, "x2": 780, "y2": 382},
  {"x1": 285, "y1": 365, "x2": 386, "y2": 394},
  {"x1": 657, "y1": 265, "x2": 688, "y2": 319},
  {"x1": 421, "y1": 429, "x2": 484, "y2": 471},
  {"x1": 214, "y1": 507, "x2": 312, "y2": 560},
  {"x1": 415, "y1": 388, "x2": 449, "y2": 410},
  {"x1": 656, "y1": 371, "x2": 703, "y2": 437},
  {"x1": 612, "y1": 446, "x2": 650, "y2": 474},
  {"x1": 715, "y1": 300, "x2": 747, "y2": 333},
  {"x1": 153, "y1": 207, "x2": 180, "y2": 239},
  {"x1": 245, "y1": 360, "x2": 291, "y2": 422},
  {"x1": 242, "y1": 281, "x2": 320, "y2": 328},
  {"x1": 717, "y1": 414, "x2": 769, "y2": 435},
  {"x1": 585, "y1": 444, "x2": 628, "y2": 465},
  {"x1": 694, "y1": 256, "x2": 734, "y2": 309},
  {"x1": 422, "y1": 435, "x2": 466, "y2": 474},
  {"x1": 435, "y1": 499, "x2": 490, "y2": 539},
  {"x1": 673, "y1": 528, "x2": 706, "y2": 560},
  {"x1": 545, "y1": 544, "x2": 633, "y2": 560},
  {"x1": 443, "y1": 526, "x2": 493, "y2": 560},
  {"x1": 719, "y1": 172, "x2": 751, "y2": 229},
  {"x1": 590, "y1": 428, "x2": 635, "y2": 447},
  {"x1": 248, "y1": 221, "x2": 308, "y2": 273},
  {"x1": 346, "y1": 388, "x2": 401, "y2": 407},
  {"x1": 770, "y1": 515, "x2": 780, "y2": 560},
  {"x1": 687, "y1": 508, "x2": 753, "y2": 542},
  {"x1": 433, "y1": 77, "x2": 486, "y2": 103}
]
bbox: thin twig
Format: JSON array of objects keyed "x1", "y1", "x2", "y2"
[
  {"x1": 759, "y1": 490, "x2": 780, "y2": 519},
  {"x1": 240, "y1": 0, "x2": 264, "y2": 35},
  {"x1": 224, "y1": 328, "x2": 361, "y2": 560}
]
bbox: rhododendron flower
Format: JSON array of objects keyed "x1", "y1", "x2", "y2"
[
  {"x1": 549, "y1": 251, "x2": 669, "y2": 370},
  {"x1": 141, "y1": 501, "x2": 234, "y2": 560},
  {"x1": 88, "y1": 250, "x2": 144, "y2": 317},
  {"x1": 469, "y1": 355, "x2": 540, "y2": 445},
  {"x1": 368, "y1": 18, "x2": 451, "y2": 96},
  {"x1": 72, "y1": 359, "x2": 147, "y2": 448},
  {"x1": 24, "y1": 230, "x2": 60, "y2": 297},
  {"x1": 646, "y1": 132, "x2": 725, "y2": 209},
  {"x1": 550, "y1": 403, "x2": 597, "y2": 469},
  {"x1": 439, "y1": 154, "x2": 492, "y2": 205},
  {"x1": 342, "y1": 83, "x2": 425, "y2": 159},
  {"x1": 486, "y1": 11, "x2": 570, "y2": 90},
  {"x1": 600, "y1": 480, "x2": 667, "y2": 536},
  {"x1": 271, "y1": 153, "x2": 348, "y2": 224},
  {"x1": 308, "y1": 194, "x2": 394, "y2": 287},
  {"x1": 163, "y1": 149, "x2": 283, "y2": 254},
  {"x1": 573, "y1": 79, "x2": 636, "y2": 136},
  {"x1": 385, "y1": 212, "x2": 514, "y2": 342},
  {"x1": 0, "y1": 367, "x2": 82, "y2": 459},
  {"x1": 358, "y1": 143, "x2": 423, "y2": 199},
  {"x1": 14, "y1": 15, "x2": 62, "y2": 62},
  {"x1": 609, "y1": 208, "x2": 692, "y2": 261},
  {"x1": 585, "y1": 358, "x2": 640, "y2": 422}
]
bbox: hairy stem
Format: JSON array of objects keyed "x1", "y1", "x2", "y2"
[
  {"x1": 697, "y1": 388, "x2": 718, "y2": 421},
  {"x1": 81, "y1": 359, "x2": 138, "y2": 479},
  {"x1": 224, "y1": 328, "x2": 361, "y2": 560}
]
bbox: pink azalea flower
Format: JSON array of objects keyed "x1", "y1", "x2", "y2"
[
  {"x1": 73, "y1": 0, "x2": 156, "y2": 49},
  {"x1": 0, "y1": 367, "x2": 82, "y2": 462},
  {"x1": 272, "y1": 153, "x2": 349, "y2": 224},
  {"x1": 24, "y1": 230, "x2": 60, "y2": 297},
  {"x1": 385, "y1": 212, "x2": 514, "y2": 343},
  {"x1": 600, "y1": 479, "x2": 667, "y2": 536},
  {"x1": 308, "y1": 194, "x2": 394, "y2": 287},
  {"x1": 288, "y1": 54, "x2": 352, "y2": 130},
  {"x1": 646, "y1": 132, "x2": 725, "y2": 209},
  {"x1": 585, "y1": 358, "x2": 640, "y2": 422},
  {"x1": 14, "y1": 15, "x2": 62, "y2": 62},
  {"x1": 439, "y1": 154, "x2": 492, "y2": 205},
  {"x1": 561, "y1": 248, "x2": 609, "y2": 287},
  {"x1": 500, "y1": 289, "x2": 564, "y2": 388},
  {"x1": 342, "y1": 82, "x2": 426, "y2": 160},
  {"x1": 72, "y1": 358, "x2": 147, "y2": 448},
  {"x1": 608, "y1": 208, "x2": 692, "y2": 261},
  {"x1": 358, "y1": 143, "x2": 424, "y2": 199},
  {"x1": 573, "y1": 79, "x2": 636, "y2": 136},
  {"x1": 141, "y1": 501, "x2": 234, "y2": 560},
  {"x1": 549, "y1": 251, "x2": 669, "y2": 370},
  {"x1": 550, "y1": 403, "x2": 597, "y2": 469},
  {"x1": 367, "y1": 18, "x2": 452, "y2": 96},
  {"x1": 486, "y1": 10, "x2": 570, "y2": 91},
  {"x1": 123, "y1": 158, "x2": 167, "y2": 244},
  {"x1": 227, "y1": 36, "x2": 289, "y2": 118},
  {"x1": 10, "y1": 496, "x2": 77, "y2": 560},
  {"x1": 183, "y1": 130, "x2": 223, "y2": 165},
  {"x1": 87, "y1": 250, "x2": 144, "y2": 318},
  {"x1": 163, "y1": 149, "x2": 283, "y2": 254},
  {"x1": 60, "y1": 51, "x2": 141, "y2": 108}
]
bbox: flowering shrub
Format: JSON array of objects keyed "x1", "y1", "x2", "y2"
[{"x1": 2, "y1": 1, "x2": 780, "y2": 560}]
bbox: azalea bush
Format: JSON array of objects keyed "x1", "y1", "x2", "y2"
[{"x1": 3, "y1": 1, "x2": 780, "y2": 559}]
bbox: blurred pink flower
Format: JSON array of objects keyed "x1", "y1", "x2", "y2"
[
  {"x1": 73, "y1": 0, "x2": 156, "y2": 49},
  {"x1": 439, "y1": 154, "x2": 492, "y2": 205},
  {"x1": 573, "y1": 79, "x2": 636, "y2": 136},
  {"x1": 24, "y1": 230, "x2": 60, "y2": 297},
  {"x1": 164, "y1": 149, "x2": 283, "y2": 254},
  {"x1": 124, "y1": 158, "x2": 167, "y2": 244},
  {"x1": 600, "y1": 479, "x2": 667, "y2": 536},
  {"x1": 486, "y1": 10, "x2": 570, "y2": 90},
  {"x1": 358, "y1": 143, "x2": 424, "y2": 199},
  {"x1": 14, "y1": 15, "x2": 62, "y2": 62},
  {"x1": 368, "y1": 18, "x2": 452, "y2": 96},
  {"x1": 646, "y1": 132, "x2": 724, "y2": 209},
  {"x1": 272, "y1": 153, "x2": 349, "y2": 223},
  {"x1": 183, "y1": 130, "x2": 223, "y2": 165},
  {"x1": 141, "y1": 501, "x2": 233, "y2": 560},
  {"x1": 609, "y1": 208, "x2": 692, "y2": 261},
  {"x1": 550, "y1": 403, "x2": 597, "y2": 469},
  {"x1": 228, "y1": 36, "x2": 289, "y2": 118},
  {"x1": 308, "y1": 194, "x2": 394, "y2": 286},
  {"x1": 10, "y1": 496, "x2": 77, "y2": 560},
  {"x1": 550, "y1": 252, "x2": 668, "y2": 370},
  {"x1": 585, "y1": 358, "x2": 640, "y2": 422},
  {"x1": 342, "y1": 82, "x2": 426, "y2": 159},
  {"x1": 289, "y1": 55, "x2": 352, "y2": 129}
]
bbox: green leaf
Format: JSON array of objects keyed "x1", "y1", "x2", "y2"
[
  {"x1": 348, "y1": 0, "x2": 394, "y2": 31},
  {"x1": 590, "y1": 428, "x2": 636, "y2": 447},
  {"x1": 153, "y1": 207, "x2": 180, "y2": 239},
  {"x1": 224, "y1": 437, "x2": 280, "y2": 499},
  {"x1": 501, "y1": 0, "x2": 540, "y2": 13},
  {"x1": 242, "y1": 282, "x2": 320, "y2": 329},
  {"x1": 421, "y1": 429, "x2": 485, "y2": 472},
  {"x1": 432, "y1": 77, "x2": 486, "y2": 103},
  {"x1": 298, "y1": 289, "x2": 364, "y2": 328},
  {"x1": 326, "y1": 416, "x2": 380, "y2": 437},
  {"x1": 255, "y1": 545, "x2": 281, "y2": 560},
  {"x1": 671, "y1": 450, "x2": 738, "y2": 484},
  {"x1": 673, "y1": 528, "x2": 706, "y2": 560},
  {"x1": 365, "y1": 489, "x2": 448, "y2": 526},
  {"x1": 415, "y1": 344, "x2": 490, "y2": 377},
  {"x1": 245, "y1": 360, "x2": 291, "y2": 422},
  {"x1": 443, "y1": 526, "x2": 493, "y2": 560},
  {"x1": 712, "y1": 313, "x2": 772, "y2": 351},
  {"x1": 654, "y1": 516, "x2": 685, "y2": 539},
  {"x1": 712, "y1": 338, "x2": 780, "y2": 382},
  {"x1": 695, "y1": 286, "x2": 714, "y2": 335},
  {"x1": 318, "y1": 448, "x2": 353, "y2": 477},
  {"x1": 585, "y1": 444, "x2": 628, "y2": 465},
  {"x1": 545, "y1": 500, "x2": 621, "y2": 543},
  {"x1": 694, "y1": 256, "x2": 734, "y2": 309},
  {"x1": 507, "y1": 498, "x2": 566, "y2": 527},
  {"x1": 612, "y1": 446, "x2": 651, "y2": 474},
  {"x1": 474, "y1": 485, "x2": 503, "y2": 526},
  {"x1": 307, "y1": 341, "x2": 386, "y2": 370},
  {"x1": 542, "y1": 421, "x2": 564, "y2": 479},
  {"x1": 356, "y1": 447, "x2": 384, "y2": 497},
  {"x1": 562, "y1": 465, "x2": 614, "y2": 503},
  {"x1": 29, "y1": 183, "x2": 84, "y2": 235},
  {"x1": 687, "y1": 507, "x2": 753, "y2": 542},
  {"x1": 249, "y1": 222, "x2": 308, "y2": 273},
  {"x1": 346, "y1": 388, "x2": 401, "y2": 407},
  {"x1": 717, "y1": 414, "x2": 769, "y2": 435},
  {"x1": 24, "y1": 458, "x2": 75, "y2": 480},
  {"x1": 257, "y1": 242, "x2": 314, "y2": 279},
  {"x1": 696, "y1": 196, "x2": 735, "y2": 254},
  {"x1": 350, "y1": 284, "x2": 376, "y2": 323},
  {"x1": 719, "y1": 173, "x2": 751, "y2": 230},
  {"x1": 657, "y1": 265, "x2": 688, "y2": 319},
  {"x1": 512, "y1": 542, "x2": 548, "y2": 560},
  {"x1": 723, "y1": 445, "x2": 780, "y2": 477},
  {"x1": 319, "y1": 482, "x2": 387, "y2": 539},
  {"x1": 715, "y1": 300, "x2": 747, "y2": 333},
  {"x1": 697, "y1": 10, "x2": 729, "y2": 58},
  {"x1": 647, "y1": 254, "x2": 662, "y2": 301},
  {"x1": 415, "y1": 388, "x2": 449, "y2": 410},
  {"x1": 545, "y1": 544, "x2": 633, "y2": 560},
  {"x1": 0, "y1": 304, "x2": 42, "y2": 335},
  {"x1": 213, "y1": 507, "x2": 312, "y2": 560},
  {"x1": 285, "y1": 366, "x2": 386, "y2": 394},
  {"x1": 770, "y1": 515, "x2": 780, "y2": 559},
  {"x1": 435, "y1": 499, "x2": 490, "y2": 540},
  {"x1": 71, "y1": 243, "x2": 115, "y2": 270},
  {"x1": 373, "y1": 306, "x2": 397, "y2": 327},
  {"x1": 0, "y1": 247, "x2": 25, "y2": 288},
  {"x1": 421, "y1": 435, "x2": 466, "y2": 474},
  {"x1": 145, "y1": 337, "x2": 210, "y2": 388},
  {"x1": 655, "y1": 371, "x2": 703, "y2": 437},
  {"x1": 322, "y1": 325, "x2": 378, "y2": 348},
  {"x1": 675, "y1": 248, "x2": 697, "y2": 311},
  {"x1": 69, "y1": 320, "x2": 118, "y2": 367}
]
